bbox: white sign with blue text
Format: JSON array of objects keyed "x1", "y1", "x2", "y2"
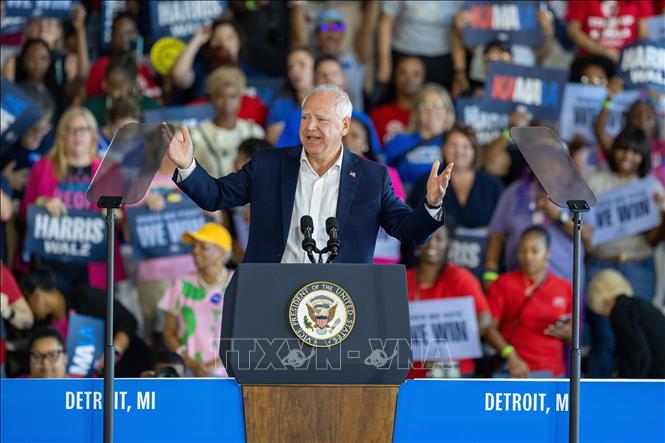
[{"x1": 408, "y1": 296, "x2": 481, "y2": 362}]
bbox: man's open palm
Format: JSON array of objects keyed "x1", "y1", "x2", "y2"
[
  {"x1": 426, "y1": 160, "x2": 454, "y2": 207},
  {"x1": 165, "y1": 124, "x2": 194, "y2": 169}
]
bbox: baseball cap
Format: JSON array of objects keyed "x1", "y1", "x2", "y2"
[
  {"x1": 316, "y1": 9, "x2": 346, "y2": 29},
  {"x1": 182, "y1": 223, "x2": 232, "y2": 252}
]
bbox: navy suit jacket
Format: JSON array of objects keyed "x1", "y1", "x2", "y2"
[{"x1": 174, "y1": 146, "x2": 444, "y2": 263}]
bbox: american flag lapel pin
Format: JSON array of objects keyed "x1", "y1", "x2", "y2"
[{"x1": 349, "y1": 170, "x2": 356, "y2": 178}]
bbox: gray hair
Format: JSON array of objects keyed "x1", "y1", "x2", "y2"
[{"x1": 301, "y1": 83, "x2": 353, "y2": 120}]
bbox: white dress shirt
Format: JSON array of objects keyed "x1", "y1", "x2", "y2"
[
  {"x1": 176, "y1": 147, "x2": 442, "y2": 263},
  {"x1": 281, "y1": 147, "x2": 344, "y2": 263}
]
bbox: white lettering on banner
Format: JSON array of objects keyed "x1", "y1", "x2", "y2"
[
  {"x1": 43, "y1": 241, "x2": 91, "y2": 257},
  {"x1": 68, "y1": 345, "x2": 95, "y2": 376},
  {"x1": 0, "y1": 108, "x2": 16, "y2": 134},
  {"x1": 621, "y1": 46, "x2": 665, "y2": 71},
  {"x1": 33, "y1": 213, "x2": 105, "y2": 243},
  {"x1": 165, "y1": 216, "x2": 205, "y2": 243},
  {"x1": 629, "y1": 69, "x2": 665, "y2": 86},
  {"x1": 64, "y1": 391, "x2": 138, "y2": 411},
  {"x1": 491, "y1": 5, "x2": 520, "y2": 31},
  {"x1": 513, "y1": 77, "x2": 542, "y2": 105},
  {"x1": 137, "y1": 391, "x2": 156, "y2": 410},
  {"x1": 136, "y1": 223, "x2": 167, "y2": 248},
  {"x1": 556, "y1": 393, "x2": 569, "y2": 411},
  {"x1": 461, "y1": 105, "x2": 509, "y2": 145},
  {"x1": 156, "y1": 1, "x2": 223, "y2": 27},
  {"x1": 484, "y1": 393, "x2": 549, "y2": 413}
]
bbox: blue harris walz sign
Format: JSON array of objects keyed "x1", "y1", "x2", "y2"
[
  {"x1": 455, "y1": 97, "x2": 510, "y2": 145},
  {"x1": 463, "y1": 1, "x2": 543, "y2": 47},
  {"x1": 4, "y1": 0, "x2": 79, "y2": 18},
  {"x1": 149, "y1": 0, "x2": 227, "y2": 40},
  {"x1": 618, "y1": 40, "x2": 665, "y2": 94},
  {"x1": 1, "y1": 81, "x2": 44, "y2": 147},
  {"x1": 482, "y1": 62, "x2": 568, "y2": 121},
  {"x1": 65, "y1": 313, "x2": 104, "y2": 377},
  {"x1": 125, "y1": 195, "x2": 207, "y2": 262},
  {"x1": 23, "y1": 206, "x2": 106, "y2": 263}
]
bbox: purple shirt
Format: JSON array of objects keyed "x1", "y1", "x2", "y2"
[{"x1": 488, "y1": 178, "x2": 585, "y2": 283}]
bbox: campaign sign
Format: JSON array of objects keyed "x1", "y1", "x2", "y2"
[
  {"x1": 409, "y1": 296, "x2": 482, "y2": 361},
  {"x1": 559, "y1": 84, "x2": 643, "y2": 143},
  {"x1": 448, "y1": 227, "x2": 489, "y2": 280},
  {"x1": 463, "y1": 1, "x2": 543, "y2": 47},
  {"x1": 0, "y1": 15, "x2": 26, "y2": 36},
  {"x1": 65, "y1": 313, "x2": 104, "y2": 377},
  {"x1": 125, "y1": 195, "x2": 206, "y2": 261},
  {"x1": 100, "y1": 0, "x2": 127, "y2": 50},
  {"x1": 647, "y1": 15, "x2": 665, "y2": 42},
  {"x1": 482, "y1": 62, "x2": 568, "y2": 121},
  {"x1": 455, "y1": 97, "x2": 510, "y2": 145},
  {"x1": 149, "y1": 0, "x2": 226, "y2": 40},
  {"x1": 143, "y1": 103, "x2": 214, "y2": 128},
  {"x1": 23, "y1": 205, "x2": 106, "y2": 263},
  {"x1": 618, "y1": 40, "x2": 665, "y2": 94},
  {"x1": 590, "y1": 176, "x2": 662, "y2": 245},
  {"x1": 1, "y1": 80, "x2": 44, "y2": 147},
  {"x1": 5, "y1": 0, "x2": 78, "y2": 18}
]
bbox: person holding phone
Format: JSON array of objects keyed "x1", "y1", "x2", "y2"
[{"x1": 484, "y1": 226, "x2": 573, "y2": 378}]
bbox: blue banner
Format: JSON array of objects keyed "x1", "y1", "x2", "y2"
[
  {"x1": 99, "y1": 0, "x2": 127, "y2": 50},
  {"x1": 65, "y1": 314, "x2": 104, "y2": 377},
  {"x1": 463, "y1": 1, "x2": 543, "y2": 47},
  {"x1": 148, "y1": 0, "x2": 227, "y2": 40},
  {"x1": 143, "y1": 103, "x2": 214, "y2": 129},
  {"x1": 1, "y1": 80, "x2": 44, "y2": 148},
  {"x1": 394, "y1": 379, "x2": 664, "y2": 443},
  {"x1": 482, "y1": 62, "x2": 568, "y2": 121},
  {"x1": 448, "y1": 227, "x2": 489, "y2": 280},
  {"x1": 23, "y1": 205, "x2": 106, "y2": 263},
  {"x1": 5, "y1": 0, "x2": 78, "y2": 18},
  {"x1": 454, "y1": 97, "x2": 510, "y2": 145},
  {"x1": 1, "y1": 378, "x2": 663, "y2": 443},
  {"x1": 618, "y1": 40, "x2": 665, "y2": 94},
  {"x1": 125, "y1": 194, "x2": 207, "y2": 261}
]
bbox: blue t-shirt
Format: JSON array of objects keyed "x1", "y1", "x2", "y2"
[
  {"x1": 383, "y1": 133, "x2": 443, "y2": 187},
  {"x1": 266, "y1": 96, "x2": 300, "y2": 127}
]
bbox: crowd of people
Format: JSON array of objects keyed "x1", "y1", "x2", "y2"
[{"x1": 1, "y1": 0, "x2": 664, "y2": 380}]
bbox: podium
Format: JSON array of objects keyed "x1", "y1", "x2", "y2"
[{"x1": 221, "y1": 264, "x2": 411, "y2": 442}]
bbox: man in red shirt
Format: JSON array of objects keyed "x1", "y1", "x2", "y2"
[
  {"x1": 566, "y1": 0, "x2": 654, "y2": 62},
  {"x1": 406, "y1": 223, "x2": 492, "y2": 377},
  {"x1": 485, "y1": 226, "x2": 573, "y2": 377},
  {"x1": 370, "y1": 56, "x2": 425, "y2": 146}
]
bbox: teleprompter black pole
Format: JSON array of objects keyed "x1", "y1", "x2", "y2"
[
  {"x1": 568, "y1": 201, "x2": 589, "y2": 443},
  {"x1": 98, "y1": 196, "x2": 122, "y2": 443},
  {"x1": 104, "y1": 207, "x2": 115, "y2": 443}
]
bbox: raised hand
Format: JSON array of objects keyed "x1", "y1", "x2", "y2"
[
  {"x1": 164, "y1": 124, "x2": 194, "y2": 170},
  {"x1": 426, "y1": 160, "x2": 454, "y2": 207}
]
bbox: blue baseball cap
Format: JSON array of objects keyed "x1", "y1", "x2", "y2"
[{"x1": 316, "y1": 9, "x2": 346, "y2": 28}]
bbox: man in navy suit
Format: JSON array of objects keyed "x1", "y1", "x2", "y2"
[{"x1": 166, "y1": 84, "x2": 454, "y2": 263}]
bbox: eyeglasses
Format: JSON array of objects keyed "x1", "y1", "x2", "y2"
[
  {"x1": 30, "y1": 350, "x2": 65, "y2": 364},
  {"x1": 320, "y1": 23, "x2": 346, "y2": 33},
  {"x1": 580, "y1": 75, "x2": 607, "y2": 86},
  {"x1": 418, "y1": 101, "x2": 445, "y2": 111},
  {"x1": 65, "y1": 126, "x2": 91, "y2": 135}
]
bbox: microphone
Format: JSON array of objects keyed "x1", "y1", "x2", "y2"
[
  {"x1": 300, "y1": 215, "x2": 318, "y2": 263},
  {"x1": 325, "y1": 217, "x2": 341, "y2": 263}
]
